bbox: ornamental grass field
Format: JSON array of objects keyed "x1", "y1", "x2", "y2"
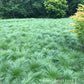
[{"x1": 0, "y1": 18, "x2": 84, "y2": 84}]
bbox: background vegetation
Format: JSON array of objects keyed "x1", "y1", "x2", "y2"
[
  {"x1": 67, "y1": 0, "x2": 83, "y2": 16},
  {"x1": 44, "y1": 0, "x2": 68, "y2": 18},
  {"x1": 0, "y1": 0, "x2": 83, "y2": 18}
]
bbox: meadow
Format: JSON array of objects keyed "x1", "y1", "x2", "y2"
[{"x1": 0, "y1": 18, "x2": 84, "y2": 84}]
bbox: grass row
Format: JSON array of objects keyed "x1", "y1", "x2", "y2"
[{"x1": 0, "y1": 18, "x2": 84, "y2": 84}]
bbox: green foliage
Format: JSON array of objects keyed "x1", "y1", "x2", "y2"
[
  {"x1": 67, "y1": 0, "x2": 82, "y2": 16},
  {"x1": 0, "y1": 0, "x2": 46, "y2": 18},
  {"x1": 0, "y1": 0, "x2": 27, "y2": 18},
  {"x1": 0, "y1": 18, "x2": 84, "y2": 84},
  {"x1": 80, "y1": 0, "x2": 84, "y2": 5},
  {"x1": 70, "y1": 4, "x2": 84, "y2": 45},
  {"x1": 44, "y1": 0, "x2": 68, "y2": 18},
  {"x1": 0, "y1": 0, "x2": 84, "y2": 18}
]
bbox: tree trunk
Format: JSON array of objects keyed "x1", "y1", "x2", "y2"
[
  {"x1": 81, "y1": 44, "x2": 84, "y2": 51},
  {"x1": 12, "y1": 11, "x2": 15, "y2": 18}
]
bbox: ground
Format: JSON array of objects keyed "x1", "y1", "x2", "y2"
[{"x1": 0, "y1": 18, "x2": 84, "y2": 84}]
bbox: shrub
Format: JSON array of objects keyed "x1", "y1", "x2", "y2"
[
  {"x1": 44, "y1": 0, "x2": 68, "y2": 18},
  {"x1": 70, "y1": 4, "x2": 84, "y2": 46}
]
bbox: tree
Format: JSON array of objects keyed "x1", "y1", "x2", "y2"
[
  {"x1": 67, "y1": 0, "x2": 82, "y2": 16},
  {"x1": 44, "y1": 0, "x2": 68, "y2": 18},
  {"x1": 24, "y1": 0, "x2": 46, "y2": 17},
  {"x1": 0, "y1": 0, "x2": 46, "y2": 18},
  {"x1": 1, "y1": 0, "x2": 29, "y2": 18}
]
